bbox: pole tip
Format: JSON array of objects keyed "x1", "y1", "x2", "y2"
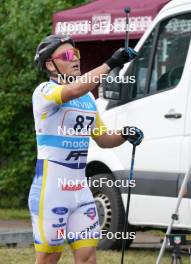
[{"x1": 124, "y1": 7, "x2": 131, "y2": 13}]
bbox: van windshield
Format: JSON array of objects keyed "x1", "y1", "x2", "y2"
[{"x1": 124, "y1": 13, "x2": 191, "y2": 100}]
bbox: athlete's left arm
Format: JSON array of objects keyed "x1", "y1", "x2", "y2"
[
  {"x1": 93, "y1": 132, "x2": 125, "y2": 148},
  {"x1": 91, "y1": 112, "x2": 125, "y2": 148},
  {"x1": 91, "y1": 113, "x2": 144, "y2": 148}
]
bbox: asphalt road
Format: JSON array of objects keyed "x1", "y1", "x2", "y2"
[{"x1": 0, "y1": 219, "x2": 163, "y2": 248}]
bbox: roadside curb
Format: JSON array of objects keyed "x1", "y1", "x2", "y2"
[{"x1": 0, "y1": 231, "x2": 33, "y2": 247}]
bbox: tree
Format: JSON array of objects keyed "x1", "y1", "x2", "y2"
[{"x1": 0, "y1": 0, "x2": 87, "y2": 207}]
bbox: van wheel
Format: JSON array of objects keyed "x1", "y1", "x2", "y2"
[{"x1": 90, "y1": 173, "x2": 135, "y2": 250}]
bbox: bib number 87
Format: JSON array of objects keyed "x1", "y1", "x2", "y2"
[{"x1": 74, "y1": 115, "x2": 94, "y2": 132}]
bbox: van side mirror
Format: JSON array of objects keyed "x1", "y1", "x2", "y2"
[{"x1": 102, "y1": 67, "x2": 122, "y2": 100}]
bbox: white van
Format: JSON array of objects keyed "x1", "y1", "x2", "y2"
[{"x1": 86, "y1": 0, "x2": 191, "y2": 249}]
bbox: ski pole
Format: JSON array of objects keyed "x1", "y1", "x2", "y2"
[{"x1": 121, "y1": 145, "x2": 136, "y2": 264}]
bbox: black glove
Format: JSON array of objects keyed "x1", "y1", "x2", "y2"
[
  {"x1": 106, "y1": 47, "x2": 137, "y2": 70},
  {"x1": 121, "y1": 126, "x2": 144, "y2": 146}
]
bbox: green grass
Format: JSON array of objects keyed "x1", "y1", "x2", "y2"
[
  {"x1": 0, "y1": 208, "x2": 30, "y2": 220},
  {"x1": 0, "y1": 246, "x2": 190, "y2": 264},
  {"x1": 145, "y1": 229, "x2": 165, "y2": 237}
]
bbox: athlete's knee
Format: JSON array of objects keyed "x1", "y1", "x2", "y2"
[
  {"x1": 74, "y1": 248, "x2": 96, "y2": 264},
  {"x1": 36, "y1": 252, "x2": 61, "y2": 264},
  {"x1": 75, "y1": 255, "x2": 96, "y2": 264},
  {"x1": 86, "y1": 253, "x2": 96, "y2": 264}
]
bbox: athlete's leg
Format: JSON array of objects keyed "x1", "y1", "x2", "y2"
[
  {"x1": 35, "y1": 252, "x2": 62, "y2": 264},
  {"x1": 73, "y1": 247, "x2": 96, "y2": 264},
  {"x1": 28, "y1": 160, "x2": 70, "y2": 263},
  {"x1": 67, "y1": 187, "x2": 100, "y2": 264}
]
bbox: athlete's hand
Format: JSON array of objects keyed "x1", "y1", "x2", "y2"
[
  {"x1": 105, "y1": 47, "x2": 137, "y2": 70},
  {"x1": 121, "y1": 126, "x2": 144, "y2": 146}
]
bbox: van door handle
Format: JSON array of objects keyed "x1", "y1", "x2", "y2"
[{"x1": 164, "y1": 113, "x2": 182, "y2": 119}]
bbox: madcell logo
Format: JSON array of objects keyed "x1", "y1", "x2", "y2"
[{"x1": 84, "y1": 207, "x2": 96, "y2": 220}]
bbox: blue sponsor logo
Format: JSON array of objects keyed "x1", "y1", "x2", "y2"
[
  {"x1": 52, "y1": 223, "x2": 66, "y2": 228},
  {"x1": 52, "y1": 207, "x2": 68, "y2": 215},
  {"x1": 50, "y1": 239, "x2": 64, "y2": 244},
  {"x1": 34, "y1": 239, "x2": 41, "y2": 244},
  {"x1": 80, "y1": 220, "x2": 99, "y2": 234},
  {"x1": 52, "y1": 218, "x2": 66, "y2": 228}
]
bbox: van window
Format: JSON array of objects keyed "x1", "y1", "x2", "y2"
[
  {"x1": 149, "y1": 13, "x2": 191, "y2": 94},
  {"x1": 123, "y1": 30, "x2": 155, "y2": 100}
]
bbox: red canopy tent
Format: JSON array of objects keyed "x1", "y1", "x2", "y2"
[
  {"x1": 53, "y1": 0, "x2": 170, "y2": 41},
  {"x1": 52, "y1": 0, "x2": 170, "y2": 95}
]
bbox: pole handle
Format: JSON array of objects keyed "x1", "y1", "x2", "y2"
[{"x1": 124, "y1": 7, "x2": 131, "y2": 14}]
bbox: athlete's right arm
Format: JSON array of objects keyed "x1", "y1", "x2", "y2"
[
  {"x1": 60, "y1": 47, "x2": 137, "y2": 103},
  {"x1": 33, "y1": 64, "x2": 110, "y2": 113},
  {"x1": 60, "y1": 63, "x2": 110, "y2": 103},
  {"x1": 34, "y1": 47, "x2": 137, "y2": 110}
]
